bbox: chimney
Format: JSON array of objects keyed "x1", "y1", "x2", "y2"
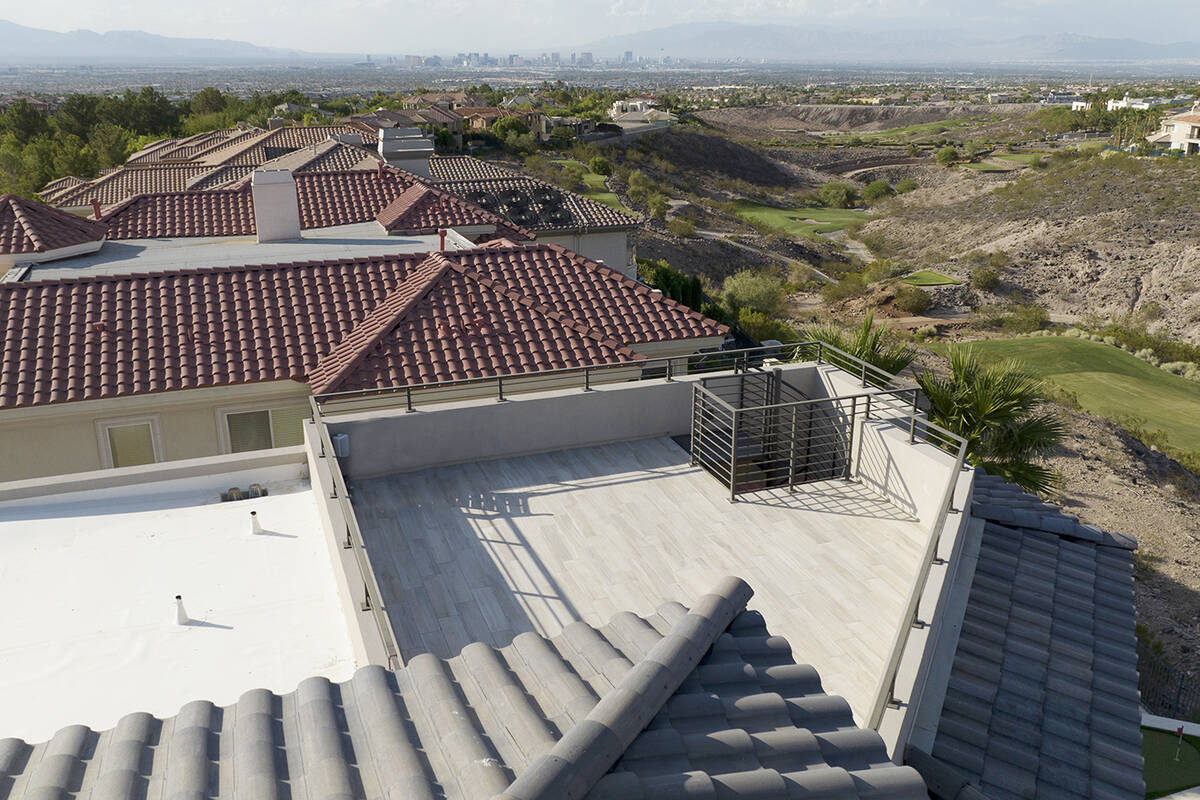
[
  {"x1": 438, "y1": 228, "x2": 446, "y2": 251},
  {"x1": 377, "y1": 127, "x2": 434, "y2": 178},
  {"x1": 251, "y1": 169, "x2": 301, "y2": 243},
  {"x1": 91, "y1": 198, "x2": 101, "y2": 220}
]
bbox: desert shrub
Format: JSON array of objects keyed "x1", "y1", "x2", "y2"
[
  {"x1": 667, "y1": 218, "x2": 695, "y2": 238},
  {"x1": 588, "y1": 156, "x2": 612, "y2": 176},
  {"x1": 1137, "y1": 301, "x2": 1163, "y2": 321},
  {"x1": 1004, "y1": 304, "x2": 1049, "y2": 333},
  {"x1": 915, "y1": 324, "x2": 938, "y2": 339},
  {"x1": 647, "y1": 193, "x2": 669, "y2": 220},
  {"x1": 936, "y1": 146, "x2": 960, "y2": 167},
  {"x1": 1135, "y1": 348, "x2": 1159, "y2": 365},
  {"x1": 862, "y1": 179, "x2": 895, "y2": 204},
  {"x1": 988, "y1": 250, "x2": 1010, "y2": 268},
  {"x1": 737, "y1": 308, "x2": 799, "y2": 343},
  {"x1": 821, "y1": 273, "x2": 867, "y2": 305},
  {"x1": 863, "y1": 259, "x2": 906, "y2": 283},
  {"x1": 722, "y1": 270, "x2": 788, "y2": 317},
  {"x1": 818, "y1": 182, "x2": 860, "y2": 209},
  {"x1": 895, "y1": 286, "x2": 931, "y2": 314},
  {"x1": 896, "y1": 178, "x2": 919, "y2": 193},
  {"x1": 971, "y1": 267, "x2": 1001, "y2": 291}
]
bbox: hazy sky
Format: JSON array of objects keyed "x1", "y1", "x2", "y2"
[{"x1": 5, "y1": 0, "x2": 1198, "y2": 54}]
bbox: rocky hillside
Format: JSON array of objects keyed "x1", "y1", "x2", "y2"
[
  {"x1": 859, "y1": 153, "x2": 1200, "y2": 342},
  {"x1": 698, "y1": 103, "x2": 1039, "y2": 136}
]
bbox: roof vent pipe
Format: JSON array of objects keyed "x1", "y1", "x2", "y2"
[
  {"x1": 250, "y1": 511, "x2": 263, "y2": 535},
  {"x1": 91, "y1": 199, "x2": 101, "y2": 220},
  {"x1": 174, "y1": 595, "x2": 189, "y2": 626},
  {"x1": 439, "y1": 228, "x2": 447, "y2": 251}
]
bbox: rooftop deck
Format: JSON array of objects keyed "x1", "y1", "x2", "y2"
[
  {"x1": 0, "y1": 462, "x2": 358, "y2": 742},
  {"x1": 351, "y1": 435, "x2": 929, "y2": 721}
]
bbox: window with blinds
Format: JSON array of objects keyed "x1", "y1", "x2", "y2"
[
  {"x1": 106, "y1": 423, "x2": 156, "y2": 467},
  {"x1": 226, "y1": 406, "x2": 308, "y2": 452}
]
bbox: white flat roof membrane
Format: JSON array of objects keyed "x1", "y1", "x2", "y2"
[{"x1": 0, "y1": 464, "x2": 358, "y2": 742}]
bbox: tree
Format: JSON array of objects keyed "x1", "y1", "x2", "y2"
[
  {"x1": 737, "y1": 308, "x2": 799, "y2": 343},
  {"x1": 722, "y1": 270, "x2": 788, "y2": 318},
  {"x1": 647, "y1": 193, "x2": 668, "y2": 221},
  {"x1": 588, "y1": 155, "x2": 612, "y2": 176},
  {"x1": 862, "y1": 179, "x2": 895, "y2": 203},
  {"x1": 192, "y1": 87, "x2": 227, "y2": 116},
  {"x1": 936, "y1": 146, "x2": 960, "y2": 167},
  {"x1": 433, "y1": 127, "x2": 455, "y2": 150},
  {"x1": 1, "y1": 100, "x2": 50, "y2": 145},
  {"x1": 667, "y1": 218, "x2": 695, "y2": 237},
  {"x1": 964, "y1": 139, "x2": 988, "y2": 160},
  {"x1": 801, "y1": 311, "x2": 916, "y2": 376},
  {"x1": 557, "y1": 161, "x2": 586, "y2": 190},
  {"x1": 89, "y1": 123, "x2": 135, "y2": 168},
  {"x1": 54, "y1": 94, "x2": 101, "y2": 139},
  {"x1": 917, "y1": 346, "x2": 1065, "y2": 494},
  {"x1": 491, "y1": 116, "x2": 530, "y2": 139},
  {"x1": 905, "y1": 143, "x2": 921, "y2": 157},
  {"x1": 818, "y1": 181, "x2": 859, "y2": 209}
]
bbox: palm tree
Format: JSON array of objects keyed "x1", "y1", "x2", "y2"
[
  {"x1": 803, "y1": 311, "x2": 917, "y2": 377},
  {"x1": 917, "y1": 345, "x2": 1065, "y2": 495}
]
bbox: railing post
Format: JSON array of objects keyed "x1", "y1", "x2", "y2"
[
  {"x1": 665, "y1": 359, "x2": 674, "y2": 382},
  {"x1": 361, "y1": 583, "x2": 371, "y2": 612},
  {"x1": 497, "y1": 375, "x2": 505, "y2": 402},
  {"x1": 845, "y1": 396, "x2": 856, "y2": 480},
  {"x1": 729, "y1": 408, "x2": 739, "y2": 503},
  {"x1": 584, "y1": 366, "x2": 592, "y2": 392},
  {"x1": 344, "y1": 524, "x2": 352, "y2": 549},
  {"x1": 909, "y1": 389, "x2": 919, "y2": 443},
  {"x1": 405, "y1": 386, "x2": 414, "y2": 413},
  {"x1": 816, "y1": 341, "x2": 823, "y2": 364},
  {"x1": 865, "y1": 394, "x2": 872, "y2": 421},
  {"x1": 788, "y1": 405, "x2": 798, "y2": 491},
  {"x1": 861, "y1": 360, "x2": 868, "y2": 388}
]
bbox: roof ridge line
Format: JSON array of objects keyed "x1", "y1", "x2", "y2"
[
  {"x1": 308, "y1": 253, "x2": 457, "y2": 394},
  {"x1": 493, "y1": 576, "x2": 753, "y2": 800}
]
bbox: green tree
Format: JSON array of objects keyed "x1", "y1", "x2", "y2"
[
  {"x1": 862, "y1": 179, "x2": 895, "y2": 203},
  {"x1": 89, "y1": 123, "x2": 135, "y2": 168},
  {"x1": 1, "y1": 100, "x2": 50, "y2": 145},
  {"x1": 801, "y1": 311, "x2": 916, "y2": 376},
  {"x1": 936, "y1": 146, "x2": 960, "y2": 167},
  {"x1": 722, "y1": 269, "x2": 788, "y2": 317},
  {"x1": 964, "y1": 139, "x2": 988, "y2": 160},
  {"x1": 737, "y1": 308, "x2": 799, "y2": 343},
  {"x1": 917, "y1": 346, "x2": 1065, "y2": 494},
  {"x1": 588, "y1": 155, "x2": 612, "y2": 176},
  {"x1": 192, "y1": 87, "x2": 227, "y2": 115},
  {"x1": 433, "y1": 127, "x2": 455, "y2": 149},
  {"x1": 647, "y1": 193, "x2": 668, "y2": 220},
  {"x1": 818, "y1": 181, "x2": 859, "y2": 208},
  {"x1": 905, "y1": 143, "x2": 920, "y2": 157},
  {"x1": 491, "y1": 116, "x2": 530, "y2": 139},
  {"x1": 54, "y1": 94, "x2": 101, "y2": 139}
]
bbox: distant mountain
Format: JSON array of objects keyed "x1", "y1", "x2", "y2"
[
  {"x1": 0, "y1": 20, "x2": 321, "y2": 64},
  {"x1": 578, "y1": 22, "x2": 1200, "y2": 65}
]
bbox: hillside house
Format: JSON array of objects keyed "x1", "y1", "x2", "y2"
[{"x1": 1147, "y1": 102, "x2": 1200, "y2": 154}]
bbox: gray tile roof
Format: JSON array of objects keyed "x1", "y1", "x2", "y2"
[
  {"x1": 924, "y1": 472, "x2": 1143, "y2": 800},
  {"x1": 436, "y1": 176, "x2": 640, "y2": 233},
  {"x1": 0, "y1": 577, "x2": 926, "y2": 800}
]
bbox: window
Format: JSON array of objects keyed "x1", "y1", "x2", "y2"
[
  {"x1": 224, "y1": 406, "x2": 308, "y2": 453},
  {"x1": 97, "y1": 417, "x2": 162, "y2": 469}
]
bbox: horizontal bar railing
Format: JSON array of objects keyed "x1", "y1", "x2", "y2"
[
  {"x1": 309, "y1": 395, "x2": 403, "y2": 671},
  {"x1": 311, "y1": 340, "x2": 919, "y2": 414}
]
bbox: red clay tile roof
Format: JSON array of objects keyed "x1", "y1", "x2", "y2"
[
  {"x1": 0, "y1": 195, "x2": 108, "y2": 255},
  {"x1": 0, "y1": 243, "x2": 723, "y2": 409},
  {"x1": 100, "y1": 190, "x2": 255, "y2": 240},
  {"x1": 293, "y1": 168, "x2": 413, "y2": 228},
  {"x1": 54, "y1": 166, "x2": 215, "y2": 208},
  {"x1": 375, "y1": 183, "x2": 531, "y2": 238},
  {"x1": 38, "y1": 176, "x2": 89, "y2": 203},
  {"x1": 428, "y1": 155, "x2": 520, "y2": 181},
  {"x1": 212, "y1": 126, "x2": 378, "y2": 167}
]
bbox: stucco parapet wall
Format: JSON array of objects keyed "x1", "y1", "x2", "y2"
[{"x1": 0, "y1": 445, "x2": 308, "y2": 503}]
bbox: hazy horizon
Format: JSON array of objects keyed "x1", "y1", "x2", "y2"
[{"x1": 5, "y1": 2, "x2": 1200, "y2": 56}]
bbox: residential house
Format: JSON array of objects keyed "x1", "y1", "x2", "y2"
[
  {"x1": 401, "y1": 90, "x2": 488, "y2": 110},
  {"x1": 1147, "y1": 102, "x2": 1200, "y2": 154}
]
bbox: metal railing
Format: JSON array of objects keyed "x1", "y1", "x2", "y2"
[
  {"x1": 310, "y1": 340, "x2": 917, "y2": 414},
  {"x1": 1138, "y1": 640, "x2": 1200, "y2": 722},
  {"x1": 308, "y1": 399, "x2": 403, "y2": 671}
]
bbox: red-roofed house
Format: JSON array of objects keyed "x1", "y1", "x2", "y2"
[
  {"x1": 0, "y1": 194, "x2": 108, "y2": 267},
  {"x1": 0, "y1": 243, "x2": 726, "y2": 480}
]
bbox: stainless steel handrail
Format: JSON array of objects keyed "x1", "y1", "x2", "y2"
[{"x1": 309, "y1": 396, "x2": 403, "y2": 671}]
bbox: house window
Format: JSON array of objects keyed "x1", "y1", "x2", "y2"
[
  {"x1": 224, "y1": 406, "x2": 308, "y2": 453},
  {"x1": 98, "y1": 417, "x2": 162, "y2": 468}
]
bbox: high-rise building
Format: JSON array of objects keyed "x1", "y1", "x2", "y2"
[
  {"x1": 623, "y1": 50, "x2": 633, "y2": 63},
  {"x1": 580, "y1": 52, "x2": 594, "y2": 66}
]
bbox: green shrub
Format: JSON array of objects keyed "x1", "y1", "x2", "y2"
[
  {"x1": 818, "y1": 181, "x2": 860, "y2": 209},
  {"x1": 1003, "y1": 304, "x2": 1048, "y2": 333},
  {"x1": 862, "y1": 179, "x2": 896, "y2": 204},
  {"x1": 722, "y1": 269, "x2": 788, "y2": 317},
  {"x1": 895, "y1": 286, "x2": 932, "y2": 314},
  {"x1": 970, "y1": 267, "x2": 1001, "y2": 291},
  {"x1": 667, "y1": 218, "x2": 695, "y2": 238},
  {"x1": 821, "y1": 273, "x2": 867, "y2": 305},
  {"x1": 896, "y1": 178, "x2": 919, "y2": 193},
  {"x1": 863, "y1": 259, "x2": 906, "y2": 283},
  {"x1": 588, "y1": 156, "x2": 612, "y2": 176},
  {"x1": 737, "y1": 307, "x2": 799, "y2": 343},
  {"x1": 936, "y1": 147, "x2": 960, "y2": 167},
  {"x1": 647, "y1": 193, "x2": 668, "y2": 221}
]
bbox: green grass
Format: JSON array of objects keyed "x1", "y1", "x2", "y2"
[
  {"x1": 958, "y1": 337, "x2": 1200, "y2": 455},
  {"x1": 730, "y1": 201, "x2": 867, "y2": 239},
  {"x1": 1144, "y1": 728, "x2": 1200, "y2": 798},
  {"x1": 828, "y1": 118, "x2": 975, "y2": 143},
  {"x1": 993, "y1": 152, "x2": 1046, "y2": 164},
  {"x1": 960, "y1": 161, "x2": 1012, "y2": 172},
  {"x1": 902, "y1": 270, "x2": 960, "y2": 286},
  {"x1": 551, "y1": 159, "x2": 630, "y2": 211}
]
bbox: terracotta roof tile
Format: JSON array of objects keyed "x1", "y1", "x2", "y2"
[
  {"x1": 429, "y1": 155, "x2": 520, "y2": 181},
  {"x1": 293, "y1": 168, "x2": 413, "y2": 228},
  {"x1": 375, "y1": 182, "x2": 532, "y2": 237},
  {"x1": 0, "y1": 243, "x2": 722, "y2": 409},
  {"x1": 38, "y1": 176, "x2": 89, "y2": 203},
  {"x1": 437, "y1": 175, "x2": 641, "y2": 232},
  {"x1": 100, "y1": 189, "x2": 255, "y2": 240},
  {"x1": 54, "y1": 166, "x2": 215, "y2": 208},
  {"x1": 0, "y1": 194, "x2": 108, "y2": 255}
]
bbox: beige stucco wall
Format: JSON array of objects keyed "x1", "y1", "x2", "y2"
[
  {"x1": 0, "y1": 381, "x2": 312, "y2": 482},
  {"x1": 537, "y1": 230, "x2": 634, "y2": 278}
]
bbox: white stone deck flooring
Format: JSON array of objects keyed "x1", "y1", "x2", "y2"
[{"x1": 351, "y1": 436, "x2": 929, "y2": 721}]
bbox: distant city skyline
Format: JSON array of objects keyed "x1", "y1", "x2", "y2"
[{"x1": 5, "y1": 1, "x2": 1200, "y2": 56}]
